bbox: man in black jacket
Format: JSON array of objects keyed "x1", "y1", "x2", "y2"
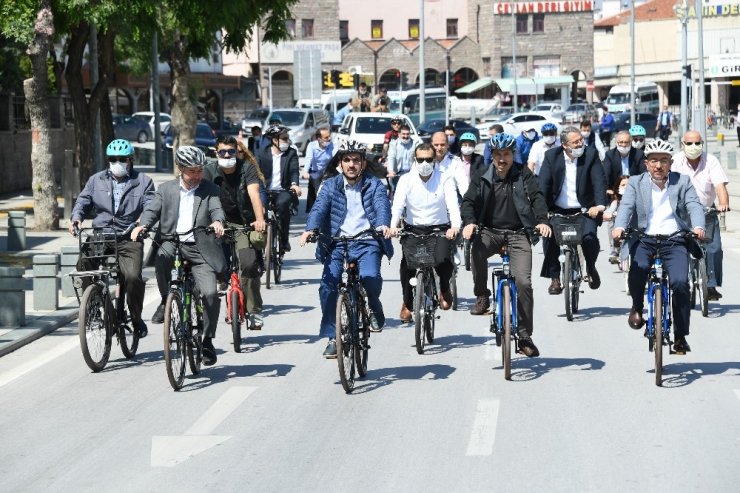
[
  {"x1": 461, "y1": 133, "x2": 551, "y2": 358},
  {"x1": 539, "y1": 127, "x2": 608, "y2": 294},
  {"x1": 602, "y1": 130, "x2": 646, "y2": 190}
]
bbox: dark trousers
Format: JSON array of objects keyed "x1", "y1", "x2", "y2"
[
  {"x1": 271, "y1": 190, "x2": 293, "y2": 247},
  {"x1": 156, "y1": 242, "x2": 221, "y2": 338},
  {"x1": 541, "y1": 211, "x2": 600, "y2": 279},
  {"x1": 305, "y1": 176, "x2": 322, "y2": 213},
  {"x1": 471, "y1": 229, "x2": 534, "y2": 335},
  {"x1": 628, "y1": 236, "x2": 691, "y2": 337},
  {"x1": 77, "y1": 240, "x2": 144, "y2": 321},
  {"x1": 399, "y1": 256, "x2": 454, "y2": 309},
  {"x1": 658, "y1": 125, "x2": 671, "y2": 140},
  {"x1": 600, "y1": 131, "x2": 612, "y2": 148}
]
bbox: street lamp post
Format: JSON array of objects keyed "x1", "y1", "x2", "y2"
[
  {"x1": 630, "y1": 0, "x2": 636, "y2": 127},
  {"x1": 676, "y1": 0, "x2": 688, "y2": 138},
  {"x1": 419, "y1": 0, "x2": 425, "y2": 123},
  {"x1": 511, "y1": 0, "x2": 518, "y2": 113},
  {"x1": 696, "y1": 0, "x2": 706, "y2": 139}
]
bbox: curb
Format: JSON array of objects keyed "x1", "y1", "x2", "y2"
[{"x1": 0, "y1": 308, "x2": 78, "y2": 357}]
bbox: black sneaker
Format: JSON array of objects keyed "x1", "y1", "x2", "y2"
[
  {"x1": 133, "y1": 319, "x2": 148, "y2": 338},
  {"x1": 673, "y1": 337, "x2": 691, "y2": 354},
  {"x1": 203, "y1": 337, "x2": 217, "y2": 366},
  {"x1": 368, "y1": 313, "x2": 383, "y2": 332},
  {"x1": 587, "y1": 265, "x2": 601, "y2": 289},
  {"x1": 323, "y1": 339, "x2": 337, "y2": 359},
  {"x1": 707, "y1": 287, "x2": 722, "y2": 301},
  {"x1": 152, "y1": 304, "x2": 165, "y2": 324},
  {"x1": 518, "y1": 337, "x2": 540, "y2": 358}
]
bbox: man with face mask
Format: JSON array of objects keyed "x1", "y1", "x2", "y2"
[
  {"x1": 386, "y1": 124, "x2": 415, "y2": 190},
  {"x1": 257, "y1": 125, "x2": 302, "y2": 252},
  {"x1": 204, "y1": 135, "x2": 267, "y2": 329},
  {"x1": 671, "y1": 130, "x2": 730, "y2": 301},
  {"x1": 303, "y1": 127, "x2": 335, "y2": 213},
  {"x1": 299, "y1": 141, "x2": 393, "y2": 358},
  {"x1": 389, "y1": 143, "x2": 461, "y2": 321},
  {"x1": 70, "y1": 139, "x2": 155, "y2": 338},
  {"x1": 431, "y1": 131, "x2": 469, "y2": 196},
  {"x1": 444, "y1": 125, "x2": 460, "y2": 155},
  {"x1": 515, "y1": 126, "x2": 540, "y2": 165},
  {"x1": 527, "y1": 123, "x2": 560, "y2": 176},
  {"x1": 456, "y1": 132, "x2": 486, "y2": 180},
  {"x1": 580, "y1": 119, "x2": 606, "y2": 162},
  {"x1": 539, "y1": 127, "x2": 608, "y2": 295}
]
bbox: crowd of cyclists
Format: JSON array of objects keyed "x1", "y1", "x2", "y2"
[{"x1": 69, "y1": 110, "x2": 730, "y2": 366}]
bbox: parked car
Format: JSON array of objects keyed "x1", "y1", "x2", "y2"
[
  {"x1": 613, "y1": 112, "x2": 658, "y2": 138},
  {"x1": 266, "y1": 108, "x2": 330, "y2": 155},
  {"x1": 531, "y1": 101, "x2": 565, "y2": 122},
  {"x1": 475, "y1": 107, "x2": 514, "y2": 140},
  {"x1": 562, "y1": 103, "x2": 597, "y2": 125},
  {"x1": 403, "y1": 91, "x2": 448, "y2": 126},
  {"x1": 211, "y1": 119, "x2": 242, "y2": 140},
  {"x1": 240, "y1": 107, "x2": 270, "y2": 134},
  {"x1": 131, "y1": 111, "x2": 172, "y2": 137},
  {"x1": 112, "y1": 114, "x2": 152, "y2": 143},
  {"x1": 417, "y1": 119, "x2": 480, "y2": 144},
  {"x1": 163, "y1": 122, "x2": 217, "y2": 149},
  {"x1": 335, "y1": 112, "x2": 421, "y2": 166},
  {"x1": 498, "y1": 112, "x2": 562, "y2": 136}
]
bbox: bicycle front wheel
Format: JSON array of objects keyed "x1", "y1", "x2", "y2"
[
  {"x1": 425, "y1": 275, "x2": 436, "y2": 344},
  {"x1": 231, "y1": 290, "x2": 242, "y2": 353},
  {"x1": 689, "y1": 259, "x2": 698, "y2": 307},
  {"x1": 563, "y1": 251, "x2": 573, "y2": 321},
  {"x1": 264, "y1": 222, "x2": 273, "y2": 289},
  {"x1": 118, "y1": 320, "x2": 139, "y2": 360},
  {"x1": 79, "y1": 284, "x2": 112, "y2": 372},
  {"x1": 414, "y1": 271, "x2": 426, "y2": 354},
  {"x1": 273, "y1": 225, "x2": 283, "y2": 284},
  {"x1": 163, "y1": 292, "x2": 186, "y2": 390},
  {"x1": 355, "y1": 297, "x2": 369, "y2": 378},
  {"x1": 697, "y1": 258, "x2": 709, "y2": 317},
  {"x1": 572, "y1": 253, "x2": 581, "y2": 314},
  {"x1": 335, "y1": 292, "x2": 355, "y2": 393},
  {"x1": 653, "y1": 286, "x2": 663, "y2": 387},
  {"x1": 450, "y1": 269, "x2": 458, "y2": 311},
  {"x1": 502, "y1": 283, "x2": 512, "y2": 381}
]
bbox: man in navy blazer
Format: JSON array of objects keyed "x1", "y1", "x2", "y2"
[
  {"x1": 612, "y1": 139, "x2": 705, "y2": 354},
  {"x1": 538, "y1": 126, "x2": 608, "y2": 294}
]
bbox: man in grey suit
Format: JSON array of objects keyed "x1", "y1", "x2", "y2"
[
  {"x1": 612, "y1": 139, "x2": 705, "y2": 354},
  {"x1": 131, "y1": 146, "x2": 226, "y2": 366}
]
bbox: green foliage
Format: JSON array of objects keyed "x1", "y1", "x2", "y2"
[{"x1": 0, "y1": 36, "x2": 31, "y2": 91}]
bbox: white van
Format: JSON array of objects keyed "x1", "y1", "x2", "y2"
[
  {"x1": 606, "y1": 82, "x2": 659, "y2": 114},
  {"x1": 296, "y1": 90, "x2": 354, "y2": 113}
]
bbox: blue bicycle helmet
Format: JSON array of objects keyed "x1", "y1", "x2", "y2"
[
  {"x1": 629, "y1": 125, "x2": 647, "y2": 137},
  {"x1": 106, "y1": 139, "x2": 134, "y2": 157},
  {"x1": 459, "y1": 132, "x2": 477, "y2": 144},
  {"x1": 490, "y1": 132, "x2": 517, "y2": 150},
  {"x1": 541, "y1": 123, "x2": 557, "y2": 134}
]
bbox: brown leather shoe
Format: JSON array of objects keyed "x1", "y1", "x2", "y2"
[
  {"x1": 470, "y1": 295, "x2": 490, "y2": 315},
  {"x1": 628, "y1": 308, "x2": 644, "y2": 330},
  {"x1": 399, "y1": 304, "x2": 412, "y2": 323},
  {"x1": 439, "y1": 291, "x2": 452, "y2": 310},
  {"x1": 518, "y1": 337, "x2": 540, "y2": 358},
  {"x1": 548, "y1": 278, "x2": 563, "y2": 295}
]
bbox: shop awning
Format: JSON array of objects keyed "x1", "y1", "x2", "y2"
[
  {"x1": 533, "y1": 76, "x2": 574, "y2": 86},
  {"x1": 455, "y1": 77, "x2": 495, "y2": 95},
  {"x1": 494, "y1": 78, "x2": 539, "y2": 95}
]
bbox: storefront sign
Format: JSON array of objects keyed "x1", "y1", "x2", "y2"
[
  {"x1": 493, "y1": 1, "x2": 593, "y2": 15},
  {"x1": 709, "y1": 54, "x2": 740, "y2": 77},
  {"x1": 261, "y1": 40, "x2": 342, "y2": 64},
  {"x1": 675, "y1": 3, "x2": 740, "y2": 17}
]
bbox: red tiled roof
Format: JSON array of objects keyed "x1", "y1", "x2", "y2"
[
  {"x1": 595, "y1": 0, "x2": 677, "y2": 27},
  {"x1": 364, "y1": 40, "x2": 385, "y2": 50}
]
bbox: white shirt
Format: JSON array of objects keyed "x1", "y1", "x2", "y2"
[
  {"x1": 390, "y1": 169, "x2": 461, "y2": 228},
  {"x1": 436, "y1": 153, "x2": 469, "y2": 195},
  {"x1": 339, "y1": 178, "x2": 371, "y2": 237},
  {"x1": 176, "y1": 181, "x2": 199, "y2": 242},
  {"x1": 528, "y1": 138, "x2": 560, "y2": 175},
  {"x1": 270, "y1": 153, "x2": 283, "y2": 191},
  {"x1": 555, "y1": 154, "x2": 581, "y2": 209},
  {"x1": 672, "y1": 152, "x2": 728, "y2": 207},
  {"x1": 645, "y1": 181, "x2": 680, "y2": 235}
]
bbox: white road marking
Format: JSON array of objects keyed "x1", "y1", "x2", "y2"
[
  {"x1": 186, "y1": 386, "x2": 257, "y2": 435},
  {"x1": 0, "y1": 337, "x2": 79, "y2": 389},
  {"x1": 465, "y1": 398, "x2": 500, "y2": 456},
  {"x1": 484, "y1": 339, "x2": 499, "y2": 361},
  {"x1": 734, "y1": 389, "x2": 740, "y2": 401}
]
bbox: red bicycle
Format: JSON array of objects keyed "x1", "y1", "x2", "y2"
[{"x1": 223, "y1": 225, "x2": 255, "y2": 353}]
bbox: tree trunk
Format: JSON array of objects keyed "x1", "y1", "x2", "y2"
[
  {"x1": 168, "y1": 34, "x2": 196, "y2": 172},
  {"x1": 24, "y1": 1, "x2": 59, "y2": 231}
]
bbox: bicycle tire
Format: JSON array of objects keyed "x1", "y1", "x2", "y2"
[
  {"x1": 335, "y1": 292, "x2": 355, "y2": 393},
  {"x1": 563, "y1": 251, "x2": 573, "y2": 321},
  {"x1": 118, "y1": 291, "x2": 139, "y2": 359},
  {"x1": 355, "y1": 296, "x2": 369, "y2": 378},
  {"x1": 414, "y1": 271, "x2": 426, "y2": 354},
  {"x1": 187, "y1": 317, "x2": 203, "y2": 375},
  {"x1": 79, "y1": 283, "x2": 111, "y2": 372},
  {"x1": 464, "y1": 238, "x2": 472, "y2": 271},
  {"x1": 425, "y1": 274, "x2": 436, "y2": 344},
  {"x1": 572, "y1": 253, "x2": 580, "y2": 314},
  {"x1": 502, "y1": 283, "x2": 512, "y2": 381},
  {"x1": 230, "y1": 290, "x2": 242, "y2": 353},
  {"x1": 689, "y1": 259, "x2": 697, "y2": 307},
  {"x1": 264, "y1": 222, "x2": 273, "y2": 289},
  {"x1": 450, "y1": 269, "x2": 458, "y2": 311},
  {"x1": 273, "y1": 221, "x2": 282, "y2": 285},
  {"x1": 697, "y1": 259, "x2": 709, "y2": 317},
  {"x1": 163, "y1": 292, "x2": 186, "y2": 390},
  {"x1": 653, "y1": 286, "x2": 663, "y2": 387}
]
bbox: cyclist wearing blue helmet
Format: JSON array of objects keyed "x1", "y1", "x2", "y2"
[
  {"x1": 70, "y1": 138, "x2": 155, "y2": 338},
  {"x1": 628, "y1": 124, "x2": 646, "y2": 149},
  {"x1": 457, "y1": 132, "x2": 486, "y2": 179},
  {"x1": 461, "y1": 132, "x2": 551, "y2": 358},
  {"x1": 527, "y1": 122, "x2": 560, "y2": 176},
  {"x1": 514, "y1": 125, "x2": 540, "y2": 165}
]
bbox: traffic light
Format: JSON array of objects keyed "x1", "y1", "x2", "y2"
[
  {"x1": 331, "y1": 70, "x2": 340, "y2": 87},
  {"x1": 339, "y1": 72, "x2": 354, "y2": 87},
  {"x1": 323, "y1": 71, "x2": 334, "y2": 88},
  {"x1": 683, "y1": 64, "x2": 692, "y2": 80},
  {"x1": 262, "y1": 68, "x2": 271, "y2": 81},
  {"x1": 353, "y1": 73, "x2": 360, "y2": 89}
]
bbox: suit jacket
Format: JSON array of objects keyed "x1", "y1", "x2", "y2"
[
  {"x1": 603, "y1": 147, "x2": 646, "y2": 190},
  {"x1": 539, "y1": 145, "x2": 608, "y2": 213},
  {"x1": 257, "y1": 146, "x2": 300, "y2": 190},
  {"x1": 614, "y1": 171, "x2": 705, "y2": 232},
  {"x1": 139, "y1": 178, "x2": 226, "y2": 273}
]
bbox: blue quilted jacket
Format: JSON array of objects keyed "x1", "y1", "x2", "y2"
[{"x1": 305, "y1": 173, "x2": 394, "y2": 263}]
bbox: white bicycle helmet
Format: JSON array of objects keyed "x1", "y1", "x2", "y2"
[
  {"x1": 643, "y1": 138, "x2": 673, "y2": 157},
  {"x1": 175, "y1": 145, "x2": 206, "y2": 167}
]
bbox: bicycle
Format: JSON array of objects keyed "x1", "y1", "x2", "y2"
[
  {"x1": 308, "y1": 229, "x2": 376, "y2": 393},
  {"x1": 264, "y1": 190, "x2": 297, "y2": 289},
  {"x1": 70, "y1": 225, "x2": 140, "y2": 372},
  {"x1": 549, "y1": 211, "x2": 589, "y2": 321},
  {"x1": 222, "y1": 225, "x2": 255, "y2": 353},
  {"x1": 689, "y1": 207, "x2": 717, "y2": 317}
]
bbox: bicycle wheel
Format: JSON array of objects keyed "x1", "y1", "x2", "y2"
[
  {"x1": 79, "y1": 284, "x2": 112, "y2": 372},
  {"x1": 335, "y1": 292, "x2": 355, "y2": 393},
  {"x1": 163, "y1": 292, "x2": 186, "y2": 390},
  {"x1": 354, "y1": 297, "x2": 369, "y2": 378},
  {"x1": 230, "y1": 290, "x2": 242, "y2": 353},
  {"x1": 118, "y1": 320, "x2": 139, "y2": 359},
  {"x1": 414, "y1": 271, "x2": 426, "y2": 354},
  {"x1": 264, "y1": 222, "x2": 273, "y2": 289},
  {"x1": 450, "y1": 269, "x2": 458, "y2": 311},
  {"x1": 572, "y1": 254, "x2": 580, "y2": 314},
  {"x1": 563, "y1": 251, "x2": 573, "y2": 321},
  {"x1": 689, "y1": 259, "x2": 698, "y2": 307},
  {"x1": 502, "y1": 283, "x2": 512, "y2": 381},
  {"x1": 273, "y1": 224, "x2": 283, "y2": 284},
  {"x1": 697, "y1": 258, "x2": 709, "y2": 317},
  {"x1": 425, "y1": 275, "x2": 436, "y2": 344},
  {"x1": 187, "y1": 316, "x2": 203, "y2": 375},
  {"x1": 653, "y1": 286, "x2": 663, "y2": 387}
]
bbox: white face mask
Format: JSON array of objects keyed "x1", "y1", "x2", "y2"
[
  {"x1": 218, "y1": 157, "x2": 237, "y2": 169},
  {"x1": 278, "y1": 142, "x2": 290, "y2": 152},
  {"x1": 684, "y1": 143, "x2": 703, "y2": 160},
  {"x1": 400, "y1": 137, "x2": 410, "y2": 144},
  {"x1": 109, "y1": 162, "x2": 129, "y2": 177},
  {"x1": 526, "y1": 131, "x2": 537, "y2": 140},
  {"x1": 447, "y1": 135, "x2": 455, "y2": 145},
  {"x1": 581, "y1": 131, "x2": 591, "y2": 139},
  {"x1": 617, "y1": 145, "x2": 631, "y2": 156},
  {"x1": 632, "y1": 140, "x2": 644, "y2": 149},
  {"x1": 318, "y1": 139, "x2": 329, "y2": 148},
  {"x1": 460, "y1": 145, "x2": 474, "y2": 156},
  {"x1": 618, "y1": 186, "x2": 627, "y2": 195},
  {"x1": 569, "y1": 146, "x2": 585, "y2": 158},
  {"x1": 543, "y1": 135, "x2": 556, "y2": 145},
  {"x1": 415, "y1": 160, "x2": 434, "y2": 177}
]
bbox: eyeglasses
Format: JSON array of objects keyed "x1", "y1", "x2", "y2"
[
  {"x1": 108, "y1": 157, "x2": 129, "y2": 163},
  {"x1": 682, "y1": 141, "x2": 703, "y2": 146},
  {"x1": 568, "y1": 139, "x2": 584, "y2": 146},
  {"x1": 341, "y1": 156, "x2": 362, "y2": 163},
  {"x1": 415, "y1": 157, "x2": 434, "y2": 163},
  {"x1": 391, "y1": 121, "x2": 402, "y2": 125},
  {"x1": 216, "y1": 148, "x2": 237, "y2": 157},
  {"x1": 647, "y1": 158, "x2": 671, "y2": 166},
  {"x1": 632, "y1": 138, "x2": 645, "y2": 142},
  {"x1": 542, "y1": 132, "x2": 556, "y2": 137}
]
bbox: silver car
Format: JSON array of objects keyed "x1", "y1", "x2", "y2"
[{"x1": 267, "y1": 108, "x2": 331, "y2": 155}]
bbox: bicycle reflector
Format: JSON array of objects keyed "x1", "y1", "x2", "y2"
[{"x1": 409, "y1": 277, "x2": 418, "y2": 287}]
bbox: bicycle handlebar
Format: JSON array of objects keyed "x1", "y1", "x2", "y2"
[
  {"x1": 137, "y1": 226, "x2": 215, "y2": 242},
  {"x1": 305, "y1": 228, "x2": 378, "y2": 244}
]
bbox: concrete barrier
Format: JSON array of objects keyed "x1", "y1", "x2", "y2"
[
  {"x1": 33, "y1": 254, "x2": 59, "y2": 311},
  {"x1": 60, "y1": 245, "x2": 80, "y2": 298},
  {"x1": 0, "y1": 266, "x2": 25, "y2": 326},
  {"x1": 7, "y1": 211, "x2": 27, "y2": 251}
]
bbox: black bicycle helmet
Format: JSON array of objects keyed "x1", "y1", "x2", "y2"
[{"x1": 264, "y1": 124, "x2": 290, "y2": 139}]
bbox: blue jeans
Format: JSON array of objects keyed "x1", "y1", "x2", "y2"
[
  {"x1": 318, "y1": 240, "x2": 385, "y2": 339},
  {"x1": 705, "y1": 215, "x2": 723, "y2": 288}
]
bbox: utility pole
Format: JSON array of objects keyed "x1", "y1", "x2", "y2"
[
  {"x1": 696, "y1": 0, "x2": 706, "y2": 139},
  {"x1": 419, "y1": 0, "x2": 426, "y2": 123},
  {"x1": 511, "y1": 0, "x2": 518, "y2": 113},
  {"x1": 629, "y1": 0, "x2": 636, "y2": 127},
  {"x1": 678, "y1": 0, "x2": 688, "y2": 137},
  {"x1": 151, "y1": 30, "x2": 162, "y2": 170}
]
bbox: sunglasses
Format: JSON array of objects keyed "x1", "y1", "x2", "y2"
[
  {"x1": 108, "y1": 157, "x2": 129, "y2": 163},
  {"x1": 217, "y1": 148, "x2": 237, "y2": 157},
  {"x1": 682, "y1": 141, "x2": 702, "y2": 146},
  {"x1": 415, "y1": 157, "x2": 434, "y2": 163},
  {"x1": 632, "y1": 138, "x2": 645, "y2": 142}
]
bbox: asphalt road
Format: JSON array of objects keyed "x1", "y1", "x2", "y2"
[{"x1": 2, "y1": 206, "x2": 740, "y2": 492}]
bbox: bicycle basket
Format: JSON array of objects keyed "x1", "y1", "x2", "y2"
[
  {"x1": 551, "y1": 215, "x2": 584, "y2": 245},
  {"x1": 402, "y1": 234, "x2": 449, "y2": 269}
]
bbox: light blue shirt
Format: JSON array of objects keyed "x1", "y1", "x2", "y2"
[
  {"x1": 339, "y1": 178, "x2": 370, "y2": 236},
  {"x1": 333, "y1": 104, "x2": 352, "y2": 126},
  {"x1": 305, "y1": 140, "x2": 336, "y2": 179}
]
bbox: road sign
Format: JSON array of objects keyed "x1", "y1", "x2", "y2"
[{"x1": 586, "y1": 80, "x2": 594, "y2": 91}]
